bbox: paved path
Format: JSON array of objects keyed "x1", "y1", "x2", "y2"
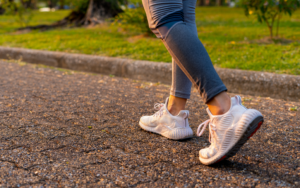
[{"x1": 0, "y1": 60, "x2": 299, "y2": 187}]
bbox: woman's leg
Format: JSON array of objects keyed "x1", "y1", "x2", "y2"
[
  {"x1": 139, "y1": 0, "x2": 194, "y2": 140},
  {"x1": 142, "y1": 0, "x2": 227, "y2": 104},
  {"x1": 168, "y1": 0, "x2": 196, "y2": 116}
]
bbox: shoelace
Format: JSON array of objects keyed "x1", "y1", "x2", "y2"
[
  {"x1": 197, "y1": 119, "x2": 216, "y2": 143},
  {"x1": 153, "y1": 103, "x2": 164, "y2": 117}
]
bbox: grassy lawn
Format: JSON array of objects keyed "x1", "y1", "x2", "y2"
[{"x1": 0, "y1": 7, "x2": 299, "y2": 75}]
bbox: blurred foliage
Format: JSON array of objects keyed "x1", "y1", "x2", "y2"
[
  {"x1": 114, "y1": 6, "x2": 153, "y2": 36},
  {"x1": 0, "y1": 9, "x2": 70, "y2": 33},
  {"x1": 0, "y1": 0, "x2": 127, "y2": 27},
  {"x1": 65, "y1": 0, "x2": 89, "y2": 13},
  {"x1": 114, "y1": 1, "x2": 153, "y2": 36},
  {"x1": 64, "y1": 0, "x2": 125, "y2": 14},
  {"x1": 0, "y1": 0, "x2": 34, "y2": 27},
  {"x1": 241, "y1": 0, "x2": 300, "y2": 38}
]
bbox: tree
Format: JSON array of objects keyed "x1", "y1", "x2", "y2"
[
  {"x1": 14, "y1": 0, "x2": 124, "y2": 30},
  {"x1": 242, "y1": 0, "x2": 300, "y2": 38},
  {"x1": 0, "y1": 0, "x2": 35, "y2": 27},
  {"x1": 197, "y1": 0, "x2": 205, "y2": 6},
  {"x1": 84, "y1": 0, "x2": 123, "y2": 25},
  {"x1": 216, "y1": 0, "x2": 222, "y2": 6},
  {"x1": 114, "y1": 4, "x2": 152, "y2": 36},
  {"x1": 0, "y1": 0, "x2": 11, "y2": 15},
  {"x1": 59, "y1": 0, "x2": 65, "y2": 9},
  {"x1": 47, "y1": 0, "x2": 57, "y2": 8},
  {"x1": 0, "y1": 6, "x2": 5, "y2": 14},
  {"x1": 21, "y1": 0, "x2": 37, "y2": 9}
]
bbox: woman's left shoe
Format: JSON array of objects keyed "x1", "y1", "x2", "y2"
[{"x1": 139, "y1": 97, "x2": 194, "y2": 140}]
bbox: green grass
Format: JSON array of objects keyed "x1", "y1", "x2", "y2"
[
  {"x1": 0, "y1": 8, "x2": 300, "y2": 75},
  {"x1": 0, "y1": 10, "x2": 70, "y2": 34}
]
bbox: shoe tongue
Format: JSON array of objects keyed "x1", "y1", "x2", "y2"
[
  {"x1": 178, "y1": 110, "x2": 189, "y2": 118},
  {"x1": 231, "y1": 95, "x2": 241, "y2": 106},
  {"x1": 231, "y1": 97, "x2": 237, "y2": 106}
]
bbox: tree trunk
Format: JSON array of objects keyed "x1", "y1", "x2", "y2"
[
  {"x1": 85, "y1": 0, "x2": 94, "y2": 25},
  {"x1": 276, "y1": 14, "x2": 281, "y2": 37},
  {"x1": 268, "y1": 26, "x2": 273, "y2": 39},
  {"x1": 17, "y1": 0, "x2": 123, "y2": 31},
  {"x1": 205, "y1": 0, "x2": 210, "y2": 6},
  {"x1": 197, "y1": 0, "x2": 205, "y2": 6},
  {"x1": 48, "y1": 0, "x2": 58, "y2": 9},
  {"x1": 59, "y1": 0, "x2": 65, "y2": 9},
  {"x1": 0, "y1": 7, "x2": 5, "y2": 15},
  {"x1": 216, "y1": 0, "x2": 221, "y2": 6},
  {"x1": 84, "y1": 0, "x2": 123, "y2": 25},
  {"x1": 21, "y1": 0, "x2": 37, "y2": 9}
]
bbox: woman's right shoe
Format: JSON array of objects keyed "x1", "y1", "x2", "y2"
[
  {"x1": 197, "y1": 95, "x2": 264, "y2": 165},
  {"x1": 139, "y1": 97, "x2": 193, "y2": 140}
]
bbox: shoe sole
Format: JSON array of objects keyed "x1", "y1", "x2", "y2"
[
  {"x1": 200, "y1": 109, "x2": 263, "y2": 165},
  {"x1": 139, "y1": 121, "x2": 193, "y2": 140}
]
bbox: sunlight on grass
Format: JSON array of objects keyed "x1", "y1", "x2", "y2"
[
  {"x1": 0, "y1": 8, "x2": 299, "y2": 75},
  {"x1": 0, "y1": 10, "x2": 70, "y2": 34}
]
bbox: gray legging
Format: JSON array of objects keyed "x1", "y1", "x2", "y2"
[{"x1": 142, "y1": 0, "x2": 227, "y2": 103}]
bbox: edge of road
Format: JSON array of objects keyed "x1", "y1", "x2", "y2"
[{"x1": 0, "y1": 46, "x2": 299, "y2": 101}]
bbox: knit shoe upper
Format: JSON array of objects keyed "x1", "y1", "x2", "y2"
[{"x1": 197, "y1": 95, "x2": 263, "y2": 165}]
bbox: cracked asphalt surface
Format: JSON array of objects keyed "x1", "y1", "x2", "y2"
[{"x1": 0, "y1": 60, "x2": 299, "y2": 187}]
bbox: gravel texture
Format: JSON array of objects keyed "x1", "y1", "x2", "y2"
[{"x1": 0, "y1": 60, "x2": 299, "y2": 187}]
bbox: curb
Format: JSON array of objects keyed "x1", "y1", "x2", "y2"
[{"x1": 0, "y1": 47, "x2": 299, "y2": 102}]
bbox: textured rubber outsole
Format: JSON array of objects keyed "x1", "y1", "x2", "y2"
[
  {"x1": 223, "y1": 116, "x2": 263, "y2": 160},
  {"x1": 139, "y1": 121, "x2": 193, "y2": 140},
  {"x1": 200, "y1": 110, "x2": 264, "y2": 165}
]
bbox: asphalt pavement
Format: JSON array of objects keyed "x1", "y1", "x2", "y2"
[{"x1": 0, "y1": 60, "x2": 299, "y2": 187}]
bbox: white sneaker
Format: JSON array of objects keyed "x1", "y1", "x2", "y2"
[
  {"x1": 139, "y1": 98, "x2": 193, "y2": 140},
  {"x1": 197, "y1": 95, "x2": 263, "y2": 165}
]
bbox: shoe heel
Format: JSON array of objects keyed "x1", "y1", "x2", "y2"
[
  {"x1": 248, "y1": 120, "x2": 263, "y2": 139},
  {"x1": 166, "y1": 128, "x2": 193, "y2": 140},
  {"x1": 225, "y1": 115, "x2": 264, "y2": 160}
]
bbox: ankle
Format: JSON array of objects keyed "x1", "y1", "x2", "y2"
[
  {"x1": 210, "y1": 106, "x2": 229, "y2": 115},
  {"x1": 168, "y1": 105, "x2": 182, "y2": 116},
  {"x1": 207, "y1": 92, "x2": 231, "y2": 116},
  {"x1": 167, "y1": 95, "x2": 187, "y2": 116}
]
